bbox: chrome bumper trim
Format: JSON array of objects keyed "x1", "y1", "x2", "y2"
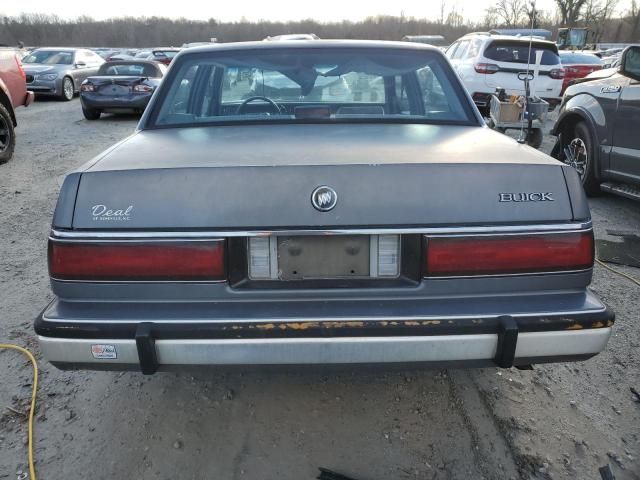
[
  {"x1": 39, "y1": 328, "x2": 611, "y2": 366},
  {"x1": 50, "y1": 221, "x2": 592, "y2": 240}
]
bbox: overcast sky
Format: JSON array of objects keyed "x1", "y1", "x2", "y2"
[{"x1": 0, "y1": 0, "x2": 566, "y2": 23}]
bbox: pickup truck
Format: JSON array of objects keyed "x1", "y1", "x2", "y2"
[
  {"x1": 552, "y1": 46, "x2": 640, "y2": 200},
  {"x1": 0, "y1": 47, "x2": 34, "y2": 163}
]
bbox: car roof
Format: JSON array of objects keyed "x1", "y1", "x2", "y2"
[
  {"x1": 33, "y1": 47, "x2": 87, "y2": 51},
  {"x1": 183, "y1": 39, "x2": 442, "y2": 55},
  {"x1": 460, "y1": 33, "x2": 557, "y2": 46}
]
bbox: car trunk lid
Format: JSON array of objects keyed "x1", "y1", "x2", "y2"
[
  {"x1": 64, "y1": 124, "x2": 576, "y2": 230},
  {"x1": 87, "y1": 75, "x2": 148, "y2": 95}
]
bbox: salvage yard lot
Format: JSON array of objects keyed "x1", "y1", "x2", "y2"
[{"x1": 1, "y1": 98, "x2": 639, "y2": 480}]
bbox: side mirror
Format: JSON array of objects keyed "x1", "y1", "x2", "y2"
[
  {"x1": 75, "y1": 61, "x2": 86, "y2": 68},
  {"x1": 620, "y1": 46, "x2": 640, "y2": 81}
]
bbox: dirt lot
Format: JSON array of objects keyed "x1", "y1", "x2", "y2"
[{"x1": 1, "y1": 99, "x2": 639, "y2": 480}]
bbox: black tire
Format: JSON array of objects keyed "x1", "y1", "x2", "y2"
[
  {"x1": 526, "y1": 128, "x2": 543, "y2": 149},
  {"x1": 60, "y1": 76, "x2": 74, "y2": 101},
  {"x1": 82, "y1": 106, "x2": 101, "y2": 120},
  {"x1": 561, "y1": 122, "x2": 600, "y2": 196},
  {"x1": 0, "y1": 102, "x2": 16, "y2": 164}
]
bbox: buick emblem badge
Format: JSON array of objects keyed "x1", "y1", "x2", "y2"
[{"x1": 311, "y1": 186, "x2": 337, "y2": 212}]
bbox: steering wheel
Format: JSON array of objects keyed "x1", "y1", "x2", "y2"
[{"x1": 236, "y1": 96, "x2": 281, "y2": 115}]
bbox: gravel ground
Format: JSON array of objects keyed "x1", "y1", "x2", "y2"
[{"x1": 0, "y1": 99, "x2": 639, "y2": 480}]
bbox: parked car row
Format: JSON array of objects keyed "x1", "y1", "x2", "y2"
[{"x1": 445, "y1": 32, "x2": 612, "y2": 111}]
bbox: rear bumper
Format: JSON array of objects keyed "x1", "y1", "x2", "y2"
[
  {"x1": 36, "y1": 295, "x2": 615, "y2": 373},
  {"x1": 80, "y1": 93, "x2": 152, "y2": 111},
  {"x1": 39, "y1": 328, "x2": 612, "y2": 371}
]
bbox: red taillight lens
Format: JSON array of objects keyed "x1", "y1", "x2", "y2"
[
  {"x1": 474, "y1": 63, "x2": 500, "y2": 74},
  {"x1": 550, "y1": 68, "x2": 566, "y2": 79},
  {"x1": 80, "y1": 83, "x2": 95, "y2": 92},
  {"x1": 133, "y1": 84, "x2": 153, "y2": 93},
  {"x1": 425, "y1": 231, "x2": 593, "y2": 277},
  {"x1": 49, "y1": 240, "x2": 225, "y2": 281}
]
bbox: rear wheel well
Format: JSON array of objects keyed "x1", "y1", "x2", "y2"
[
  {"x1": 557, "y1": 113, "x2": 585, "y2": 139},
  {"x1": 556, "y1": 112, "x2": 600, "y2": 179},
  {"x1": 0, "y1": 89, "x2": 17, "y2": 126}
]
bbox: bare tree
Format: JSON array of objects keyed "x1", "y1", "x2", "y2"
[
  {"x1": 439, "y1": 0, "x2": 447, "y2": 25},
  {"x1": 627, "y1": 0, "x2": 640, "y2": 40},
  {"x1": 446, "y1": 6, "x2": 465, "y2": 28},
  {"x1": 554, "y1": 0, "x2": 588, "y2": 26},
  {"x1": 494, "y1": 0, "x2": 528, "y2": 27},
  {"x1": 583, "y1": 0, "x2": 618, "y2": 42}
]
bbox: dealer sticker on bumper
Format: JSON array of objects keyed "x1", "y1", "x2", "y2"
[{"x1": 91, "y1": 344, "x2": 117, "y2": 359}]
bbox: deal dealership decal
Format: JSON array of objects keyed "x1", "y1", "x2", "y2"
[{"x1": 91, "y1": 204, "x2": 133, "y2": 221}]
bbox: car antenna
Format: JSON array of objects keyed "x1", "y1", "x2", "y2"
[{"x1": 518, "y1": 0, "x2": 537, "y2": 144}]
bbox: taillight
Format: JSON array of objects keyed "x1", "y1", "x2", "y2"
[
  {"x1": 80, "y1": 83, "x2": 95, "y2": 92},
  {"x1": 424, "y1": 231, "x2": 593, "y2": 277},
  {"x1": 14, "y1": 54, "x2": 26, "y2": 80},
  {"x1": 549, "y1": 68, "x2": 566, "y2": 79},
  {"x1": 474, "y1": 63, "x2": 500, "y2": 74},
  {"x1": 48, "y1": 240, "x2": 225, "y2": 281},
  {"x1": 133, "y1": 84, "x2": 153, "y2": 93}
]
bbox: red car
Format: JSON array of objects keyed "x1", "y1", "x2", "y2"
[
  {"x1": 559, "y1": 51, "x2": 603, "y2": 95},
  {"x1": 150, "y1": 48, "x2": 181, "y2": 66},
  {"x1": 0, "y1": 47, "x2": 34, "y2": 162}
]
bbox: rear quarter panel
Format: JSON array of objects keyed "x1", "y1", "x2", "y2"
[{"x1": 0, "y1": 48, "x2": 28, "y2": 111}]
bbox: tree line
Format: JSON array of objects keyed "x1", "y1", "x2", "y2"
[{"x1": 0, "y1": 1, "x2": 638, "y2": 48}]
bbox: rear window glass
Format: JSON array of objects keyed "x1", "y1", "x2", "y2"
[
  {"x1": 484, "y1": 41, "x2": 560, "y2": 65},
  {"x1": 98, "y1": 63, "x2": 161, "y2": 77},
  {"x1": 560, "y1": 53, "x2": 602, "y2": 65},
  {"x1": 151, "y1": 48, "x2": 475, "y2": 127},
  {"x1": 154, "y1": 51, "x2": 179, "y2": 59}
]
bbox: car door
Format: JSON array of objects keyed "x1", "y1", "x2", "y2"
[{"x1": 610, "y1": 75, "x2": 640, "y2": 184}]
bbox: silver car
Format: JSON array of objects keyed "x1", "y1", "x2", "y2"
[
  {"x1": 22, "y1": 48, "x2": 104, "y2": 101},
  {"x1": 39, "y1": 41, "x2": 613, "y2": 373}
]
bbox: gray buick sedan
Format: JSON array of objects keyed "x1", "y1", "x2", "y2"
[{"x1": 38, "y1": 41, "x2": 613, "y2": 373}]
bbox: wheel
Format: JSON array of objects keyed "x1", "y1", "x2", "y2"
[
  {"x1": 82, "y1": 106, "x2": 101, "y2": 120},
  {"x1": 60, "y1": 77, "x2": 74, "y2": 101},
  {"x1": 526, "y1": 128, "x2": 543, "y2": 149},
  {"x1": 0, "y1": 102, "x2": 16, "y2": 164},
  {"x1": 559, "y1": 122, "x2": 600, "y2": 196}
]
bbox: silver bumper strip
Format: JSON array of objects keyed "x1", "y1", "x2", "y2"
[
  {"x1": 38, "y1": 328, "x2": 612, "y2": 366},
  {"x1": 49, "y1": 221, "x2": 592, "y2": 240}
]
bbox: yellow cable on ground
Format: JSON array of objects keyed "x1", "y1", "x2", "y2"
[
  {"x1": 596, "y1": 258, "x2": 640, "y2": 287},
  {"x1": 0, "y1": 343, "x2": 38, "y2": 480}
]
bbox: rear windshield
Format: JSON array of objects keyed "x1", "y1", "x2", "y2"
[
  {"x1": 151, "y1": 48, "x2": 475, "y2": 127},
  {"x1": 98, "y1": 62, "x2": 162, "y2": 77},
  {"x1": 23, "y1": 50, "x2": 74, "y2": 65},
  {"x1": 484, "y1": 41, "x2": 560, "y2": 65},
  {"x1": 559, "y1": 52, "x2": 603, "y2": 65},
  {"x1": 153, "y1": 50, "x2": 179, "y2": 59}
]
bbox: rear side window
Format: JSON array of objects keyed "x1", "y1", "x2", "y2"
[
  {"x1": 484, "y1": 41, "x2": 560, "y2": 65},
  {"x1": 451, "y1": 40, "x2": 469, "y2": 60}
]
